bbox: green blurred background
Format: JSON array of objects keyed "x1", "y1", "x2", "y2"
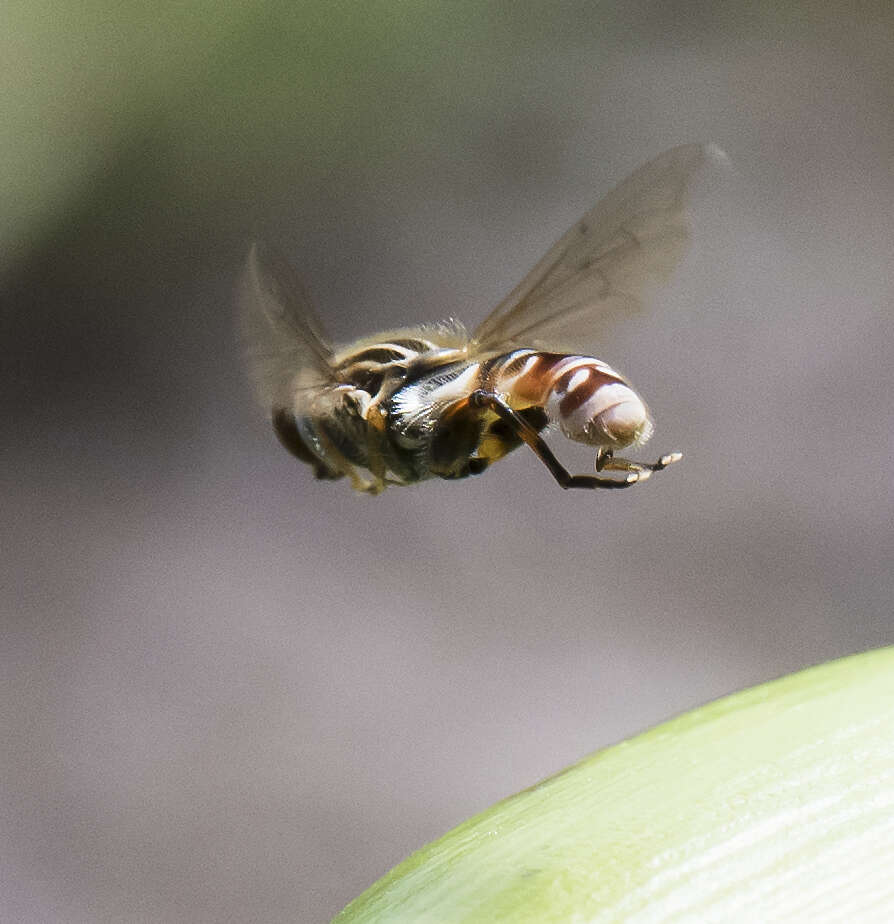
[{"x1": 3, "y1": 2, "x2": 893, "y2": 921}]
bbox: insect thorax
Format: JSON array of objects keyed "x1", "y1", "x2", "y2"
[
  {"x1": 294, "y1": 324, "x2": 475, "y2": 486},
  {"x1": 331, "y1": 322, "x2": 471, "y2": 396}
]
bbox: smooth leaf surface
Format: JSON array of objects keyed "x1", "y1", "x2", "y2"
[{"x1": 335, "y1": 647, "x2": 894, "y2": 923}]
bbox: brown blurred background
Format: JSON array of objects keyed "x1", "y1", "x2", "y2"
[{"x1": 3, "y1": 2, "x2": 893, "y2": 921}]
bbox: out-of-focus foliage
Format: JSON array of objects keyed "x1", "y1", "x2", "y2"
[
  {"x1": 8, "y1": 0, "x2": 883, "y2": 269},
  {"x1": 2, "y1": 1, "x2": 515, "y2": 268}
]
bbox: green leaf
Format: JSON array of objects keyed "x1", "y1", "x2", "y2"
[{"x1": 336, "y1": 646, "x2": 894, "y2": 922}]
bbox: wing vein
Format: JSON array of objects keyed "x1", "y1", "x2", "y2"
[{"x1": 473, "y1": 143, "x2": 727, "y2": 355}]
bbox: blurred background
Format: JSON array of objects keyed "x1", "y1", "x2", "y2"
[{"x1": 3, "y1": 1, "x2": 893, "y2": 921}]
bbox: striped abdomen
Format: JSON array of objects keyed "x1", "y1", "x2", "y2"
[{"x1": 486, "y1": 350, "x2": 653, "y2": 448}]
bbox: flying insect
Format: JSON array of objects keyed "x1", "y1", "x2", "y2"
[{"x1": 240, "y1": 143, "x2": 724, "y2": 495}]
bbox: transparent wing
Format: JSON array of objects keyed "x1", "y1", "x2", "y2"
[
  {"x1": 473, "y1": 144, "x2": 728, "y2": 353},
  {"x1": 238, "y1": 242, "x2": 335, "y2": 410}
]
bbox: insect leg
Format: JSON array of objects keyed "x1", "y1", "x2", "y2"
[
  {"x1": 595, "y1": 448, "x2": 683, "y2": 479},
  {"x1": 468, "y1": 391, "x2": 640, "y2": 490},
  {"x1": 357, "y1": 366, "x2": 418, "y2": 492}
]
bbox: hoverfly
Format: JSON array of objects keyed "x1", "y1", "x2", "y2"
[{"x1": 241, "y1": 143, "x2": 725, "y2": 495}]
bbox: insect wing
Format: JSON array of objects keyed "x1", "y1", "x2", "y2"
[
  {"x1": 238, "y1": 242, "x2": 336, "y2": 410},
  {"x1": 473, "y1": 144, "x2": 728, "y2": 353}
]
